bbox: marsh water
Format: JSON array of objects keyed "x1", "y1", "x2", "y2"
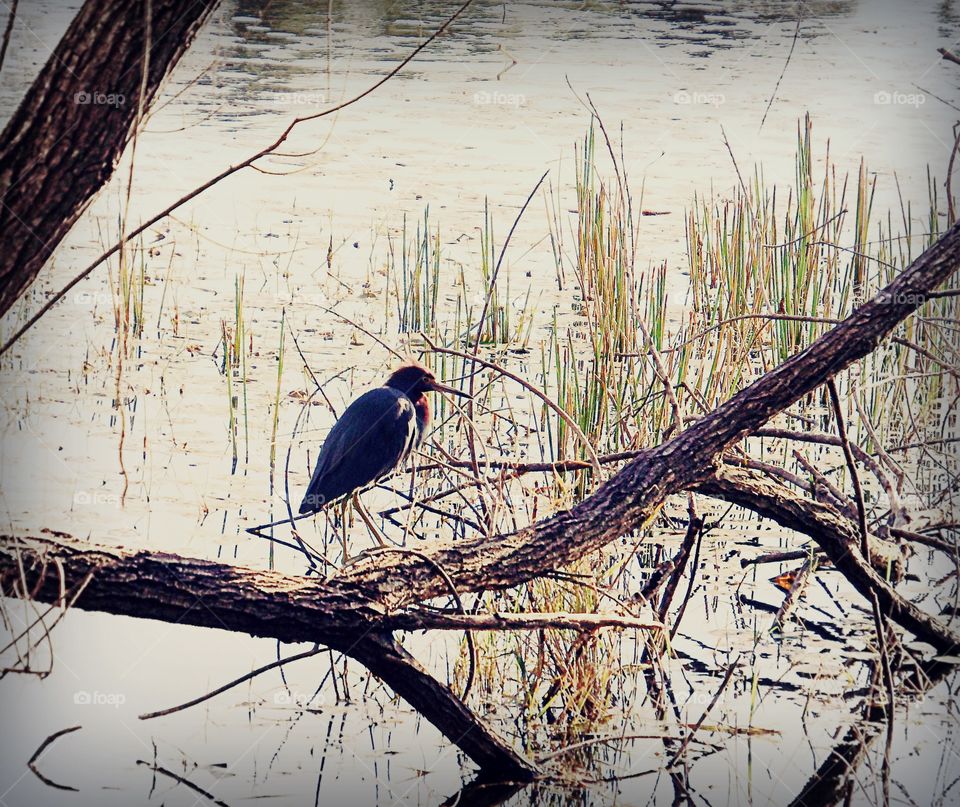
[{"x1": 1, "y1": 1, "x2": 959, "y2": 805}]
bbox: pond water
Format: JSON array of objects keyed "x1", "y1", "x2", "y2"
[{"x1": 1, "y1": 1, "x2": 958, "y2": 805}]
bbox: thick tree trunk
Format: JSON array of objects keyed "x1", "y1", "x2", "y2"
[{"x1": 0, "y1": 0, "x2": 219, "y2": 316}]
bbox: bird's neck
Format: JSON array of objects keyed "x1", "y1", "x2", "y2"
[{"x1": 413, "y1": 393, "x2": 430, "y2": 433}]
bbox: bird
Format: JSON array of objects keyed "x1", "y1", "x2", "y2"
[{"x1": 298, "y1": 363, "x2": 469, "y2": 517}]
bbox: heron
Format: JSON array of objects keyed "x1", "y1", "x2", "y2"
[{"x1": 298, "y1": 363, "x2": 468, "y2": 552}]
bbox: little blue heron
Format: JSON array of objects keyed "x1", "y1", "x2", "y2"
[{"x1": 299, "y1": 363, "x2": 468, "y2": 516}]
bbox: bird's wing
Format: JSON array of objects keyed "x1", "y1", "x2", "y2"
[{"x1": 299, "y1": 387, "x2": 416, "y2": 512}]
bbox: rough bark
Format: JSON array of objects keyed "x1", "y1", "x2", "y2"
[
  {"x1": 0, "y1": 531, "x2": 541, "y2": 778},
  {"x1": 0, "y1": 0, "x2": 219, "y2": 316}
]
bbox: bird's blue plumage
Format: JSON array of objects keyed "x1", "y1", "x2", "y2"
[{"x1": 299, "y1": 387, "x2": 418, "y2": 513}]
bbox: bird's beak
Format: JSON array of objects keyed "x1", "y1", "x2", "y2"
[{"x1": 427, "y1": 379, "x2": 471, "y2": 399}]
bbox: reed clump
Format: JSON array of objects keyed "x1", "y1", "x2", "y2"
[{"x1": 431, "y1": 115, "x2": 956, "y2": 752}]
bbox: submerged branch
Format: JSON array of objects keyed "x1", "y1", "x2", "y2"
[{"x1": 698, "y1": 467, "x2": 959, "y2": 654}]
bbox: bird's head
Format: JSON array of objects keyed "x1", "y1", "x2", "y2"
[{"x1": 384, "y1": 363, "x2": 469, "y2": 400}]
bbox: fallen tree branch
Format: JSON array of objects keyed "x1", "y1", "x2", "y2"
[{"x1": 0, "y1": 533, "x2": 539, "y2": 779}]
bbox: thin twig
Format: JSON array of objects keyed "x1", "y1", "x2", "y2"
[
  {"x1": 892, "y1": 335, "x2": 960, "y2": 382},
  {"x1": 465, "y1": 169, "x2": 550, "y2": 506},
  {"x1": 667, "y1": 656, "x2": 739, "y2": 767},
  {"x1": 135, "y1": 760, "x2": 230, "y2": 807},
  {"x1": 668, "y1": 498, "x2": 705, "y2": 639},
  {"x1": 871, "y1": 590, "x2": 896, "y2": 806},
  {"x1": 139, "y1": 646, "x2": 322, "y2": 720},
  {"x1": 759, "y1": 13, "x2": 802, "y2": 131},
  {"x1": 947, "y1": 123, "x2": 960, "y2": 226},
  {"x1": 422, "y1": 336, "x2": 603, "y2": 473},
  {"x1": 763, "y1": 209, "x2": 847, "y2": 249},
  {"x1": 827, "y1": 378, "x2": 870, "y2": 558},
  {"x1": 318, "y1": 304, "x2": 405, "y2": 361},
  {"x1": 721, "y1": 125, "x2": 747, "y2": 198},
  {"x1": 27, "y1": 725, "x2": 81, "y2": 791},
  {"x1": 637, "y1": 312, "x2": 842, "y2": 357}
]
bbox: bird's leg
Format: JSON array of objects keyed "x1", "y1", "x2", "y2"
[
  {"x1": 337, "y1": 499, "x2": 352, "y2": 563},
  {"x1": 352, "y1": 492, "x2": 388, "y2": 548}
]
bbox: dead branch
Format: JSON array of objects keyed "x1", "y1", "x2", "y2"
[
  {"x1": 135, "y1": 760, "x2": 229, "y2": 807},
  {"x1": 741, "y1": 549, "x2": 818, "y2": 568},
  {"x1": 139, "y1": 646, "x2": 322, "y2": 720},
  {"x1": 827, "y1": 377, "x2": 871, "y2": 557}
]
